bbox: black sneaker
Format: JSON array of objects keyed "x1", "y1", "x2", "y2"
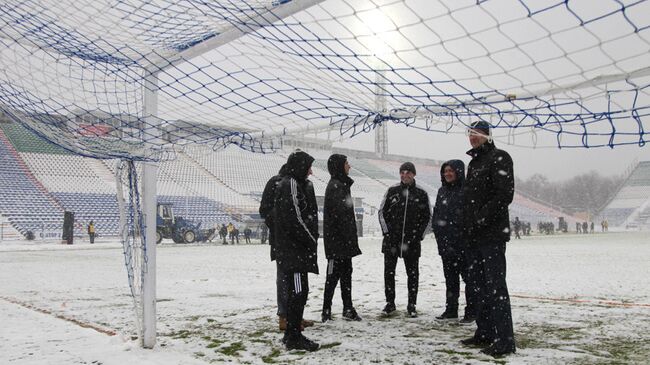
[
  {"x1": 342, "y1": 308, "x2": 362, "y2": 321},
  {"x1": 435, "y1": 310, "x2": 458, "y2": 320},
  {"x1": 407, "y1": 305, "x2": 418, "y2": 318},
  {"x1": 321, "y1": 308, "x2": 332, "y2": 323},
  {"x1": 382, "y1": 302, "x2": 396, "y2": 316},
  {"x1": 480, "y1": 343, "x2": 516, "y2": 357},
  {"x1": 286, "y1": 334, "x2": 320, "y2": 352},
  {"x1": 460, "y1": 336, "x2": 492, "y2": 347}
]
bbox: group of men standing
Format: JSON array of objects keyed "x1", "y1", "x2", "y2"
[{"x1": 259, "y1": 121, "x2": 516, "y2": 357}]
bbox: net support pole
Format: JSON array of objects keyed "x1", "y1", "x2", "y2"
[
  {"x1": 141, "y1": 71, "x2": 158, "y2": 349},
  {"x1": 374, "y1": 68, "x2": 388, "y2": 157}
]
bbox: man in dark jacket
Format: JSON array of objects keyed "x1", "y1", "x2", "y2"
[
  {"x1": 273, "y1": 150, "x2": 320, "y2": 351},
  {"x1": 260, "y1": 165, "x2": 290, "y2": 329},
  {"x1": 321, "y1": 154, "x2": 362, "y2": 323},
  {"x1": 460, "y1": 121, "x2": 516, "y2": 357},
  {"x1": 219, "y1": 224, "x2": 228, "y2": 244},
  {"x1": 260, "y1": 163, "x2": 315, "y2": 332},
  {"x1": 379, "y1": 162, "x2": 431, "y2": 317},
  {"x1": 431, "y1": 160, "x2": 477, "y2": 322}
]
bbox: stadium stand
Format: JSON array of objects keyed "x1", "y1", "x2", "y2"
[
  {"x1": 0, "y1": 124, "x2": 64, "y2": 237},
  {"x1": 599, "y1": 161, "x2": 650, "y2": 228},
  {"x1": 0, "y1": 120, "x2": 615, "y2": 239}
]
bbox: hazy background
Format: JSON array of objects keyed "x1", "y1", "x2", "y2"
[{"x1": 332, "y1": 124, "x2": 647, "y2": 180}]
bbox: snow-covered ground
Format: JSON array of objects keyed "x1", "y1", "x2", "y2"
[{"x1": 1, "y1": 232, "x2": 649, "y2": 364}]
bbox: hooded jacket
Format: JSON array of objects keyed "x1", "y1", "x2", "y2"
[
  {"x1": 379, "y1": 179, "x2": 431, "y2": 258},
  {"x1": 273, "y1": 151, "x2": 319, "y2": 273},
  {"x1": 259, "y1": 163, "x2": 290, "y2": 261},
  {"x1": 463, "y1": 141, "x2": 514, "y2": 246},
  {"x1": 431, "y1": 160, "x2": 466, "y2": 256},
  {"x1": 323, "y1": 154, "x2": 362, "y2": 259}
]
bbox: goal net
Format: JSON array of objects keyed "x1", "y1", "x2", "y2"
[
  {"x1": 2, "y1": 0, "x2": 649, "y2": 346},
  {"x1": 2, "y1": 0, "x2": 649, "y2": 158}
]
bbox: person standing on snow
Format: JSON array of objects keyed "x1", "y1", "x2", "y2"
[
  {"x1": 378, "y1": 161, "x2": 431, "y2": 318},
  {"x1": 259, "y1": 163, "x2": 314, "y2": 333},
  {"x1": 460, "y1": 121, "x2": 516, "y2": 357},
  {"x1": 273, "y1": 150, "x2": 320, "y2": 351},
  {"x1": 321, "y1": 154, "x2": 362, "y2": 322},
  {"x1": 431, "y1": 159, "x2": 477, "y2": 323}
]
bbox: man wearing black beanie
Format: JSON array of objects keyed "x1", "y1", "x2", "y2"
[
  {"x1": 378, "y1": 161, "x2": 431, "y2": 317},
  {"x1": 460, "y1": 121, "x2": 516, "y2": 357}
]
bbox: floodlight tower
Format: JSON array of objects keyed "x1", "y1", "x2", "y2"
[
  {"x1": 362, "y1": 9, "x2": 392, "y2": 158},
  {"x1": 374, "y1": 69, "x2": 388, "y2": 157}
]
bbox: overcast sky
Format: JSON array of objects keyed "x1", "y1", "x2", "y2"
[{"x1": 333, "y1": 123, "x2": 648, "y2": 181}]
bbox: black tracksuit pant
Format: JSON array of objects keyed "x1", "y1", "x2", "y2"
[
  {"x1": 441, "y1": 252, "x2": 478, "y2": 316},
  {"x1": 473, "y1": 242, "x2": 516, "y2": 351},
  {"x1": 384, "y1": 254, "x2": 419, "y2": 307},
  {"x1": 322, "y1": 258, "x2": 353, "y2": 311},
  {"x1": 280, "y1": 270, "x2": 309, "y2": 338}
]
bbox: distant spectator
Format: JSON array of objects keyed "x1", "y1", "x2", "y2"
[
  {"x1": 219, "y1": 224, "x2": 228, "y2": 244},
  {"x1": 513, "y1": 217, "x2": 522, "y2": 239},
  {"x1": 87, "y1": 220, "x2": 96, "y2": 244},
  {"x1": 244, "y1": 227, "x2": 252, "y2": 244},
  {"x1": 582, "y1": 221, "x2": 588, "y2": 234},
  {"x1": 231, "y1": 225, "x2": 240, "y2": 244},
  {"x1": 260, "y1": 223, "x2": 268, "y2": 244},
  {"x1": 590, "y1": 221, "x2": 594, "y2": 233},
  {"x1": 576, "y1": 222, "x2": 581, "y2": 233},
  {"x1": 603, "y1": 219, "x2": 609, "y2": 232}
]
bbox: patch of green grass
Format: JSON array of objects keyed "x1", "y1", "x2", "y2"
[
  {"x1": 516, "y1": 334, "x2": 548, "y2": 349},
  {"x1": 576, "y1": 337, "x2": 650, "y2": 364},
  {"x1": 249, "y1": 329, "x2": 268, "y2": 337},
  {"x1": 194, "y1": 352, "x2": 205, "y2": 357},
  {"x1": 251, "y1": 339, "x2": 273, "y2": 344},
  {"x1": 261, "y1": 348, "x2": 282, "y2": 363},
  {"x1": 516, "y1": 323, "x2": 585, "y2": 349},
  {"x1": 437, "y1": 349, "x2": 474, "y2": 356},
  {"x1": 206, "y1": 339, "x2": 225, "y2": 349},
  {"x1": 218, "y1": 342, "x2": 246, "y2": 356},
  {"x1": 169, "y1": 329, "x2": 197, "y2": 339}
]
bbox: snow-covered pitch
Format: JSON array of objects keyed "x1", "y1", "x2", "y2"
[{"x1": 1, "y1": 232, "x2": 649, "y2": 364}]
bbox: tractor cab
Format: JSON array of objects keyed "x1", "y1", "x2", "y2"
[{"x1": 158, "y1": 203, "x2": 175, "y2": 225}]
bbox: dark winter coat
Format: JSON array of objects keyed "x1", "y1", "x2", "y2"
[
  {"x1": 273, "y1": 151, "x2": 319, "y2": 274},
  {"x1": 259, "y1": 164, "x2": 289, "y2": 261},
  {"x1": 379, "y1": 181, "x2": 431, "y2": 258},
  {"x1": 432, "y1": 159, "x2": 467, "y2": 257},
  {"x1": 323, "y1": 154, "x2": 362, "y2": 260},
  {"x1": 463, "y1": 141, "x2": 514, "y2": 246}
]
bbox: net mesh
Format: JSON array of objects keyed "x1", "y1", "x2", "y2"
[{"x1": 1, "y1": 0, "x2": 649, "y2": 159}]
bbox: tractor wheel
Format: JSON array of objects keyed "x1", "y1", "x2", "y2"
[
  {"x1": 172, "y1": 234, "x2": 184, "y2": 244},
  {"x1": 183, "y1": 230, "x2": 196, "y2": 244},
  {"x1": 156, "y1": 230, "x2": 162, "y2": 244}
]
